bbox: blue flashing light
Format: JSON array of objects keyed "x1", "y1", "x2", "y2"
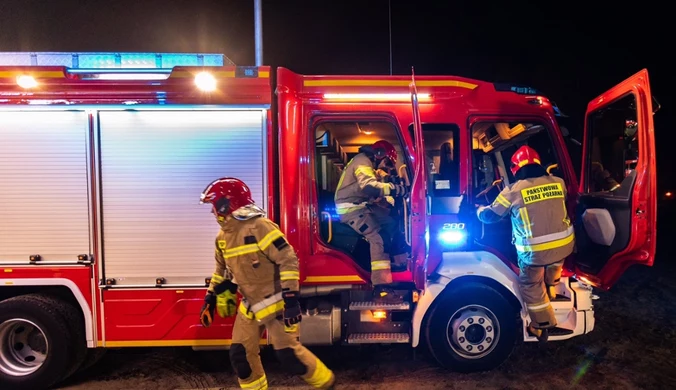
[
  {"x1": 438, "y1": 223, "x2": 467, "y2": 247},
  {"x1": 0, "y1": 52, "x2": 234, "y2": 69}
]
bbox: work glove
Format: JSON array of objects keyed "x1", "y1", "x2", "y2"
[
  {"x1": 213, "y1": 279, "x2": 238, "y2": 318},
  {"x1": 200, "y1": 292, "x2": 216, "y2": 327},
  {"x1": 390, "y1": 183, "x2": 408, "y2": 198},
  {"x1": 282, "y1": 289, "x2": 302, "y2": 327}
]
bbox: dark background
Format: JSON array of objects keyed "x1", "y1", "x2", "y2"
[{"x1": 0, "y1": 0, "x2": 672, "y2": 187}]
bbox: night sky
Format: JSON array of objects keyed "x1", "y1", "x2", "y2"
[{"x1": 1, "y1": 0, "x2": 672, "y2": 187}]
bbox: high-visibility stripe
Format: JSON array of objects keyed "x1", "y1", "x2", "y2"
[
  {"x1": 562, "y1": 200, "x2": 571, "y2": 226},
  {"x1": 225, "y1": 243, "x2": 259, "y2": 258},
  {"x1": 240, "y1": 375, "x2": 268, "y2": 390},
  {"x1": 258, "y1": 229, "x2": 284, "y2": 251},
  {"x1": 515, "y1": 227, "x2": 575, "y2": 252},
  {"x1": 280, "y1": 271, "x2": 300, "y2": 281},
  {"x1": 495, "y1": 194, "x2": 510, "y2": 208},
  {"x1": 211, "y1": 273, "x2": 224, "y2": 284},
  {"x1": 517, "y1": 225, "x2": 575, "y2": 246},
  {"x1": 239, "y1": 301, "x2": 255, "y2": 319},
  {"x1": 305, "y1": 358, "x2": 334, "y2": 388},
  {"x1": 250, "y1": 292, "x2": 283, "y2": 313},
  {"x1": 519, "y1": 208, "x2": 533, "y2": 238},
  {"x1": 253, "y1": 300, "x2": 285, "y2": 321},
  {"x1": 335, "y1": 202, "x2": 367, "y2": 215},
  {"x1": 527, "y1": 302, "x2": 551, "y2": 311},
  {"x1": 371, "y1": 260, "x2": 391, "y2": 271},
  {"x1": 355, "y1": 166, "x2": 376, "y2": 178}
]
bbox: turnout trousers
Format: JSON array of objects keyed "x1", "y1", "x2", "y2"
[
  {"x1": 339, "y1": 207, "x2": 406, "y2": 285},
  {"x1": 229, "y1": 309, "x2": 335, "y2": 390},
  {"x1": 518, "y1": 259, "x2": 565, "y2": 329}
]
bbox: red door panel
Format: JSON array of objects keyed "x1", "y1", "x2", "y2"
[
  {"x1": 409, "y1": 74, "x2": 429, "y2": 289},
  {"x1": 573, "y1": 69, "x2": 656, "y2": 290}
]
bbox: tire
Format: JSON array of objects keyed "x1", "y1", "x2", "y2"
[
  {"x1": 424, "y1": 282, "x2": 518, "y2": 373},
  {"x1": 32, "y1": 295, "x2": 87, "y2": 380},
  {"x1": 0, "y1": 294, "x2": 75, "y2": 390}
]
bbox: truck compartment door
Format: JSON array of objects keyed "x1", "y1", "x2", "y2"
[
  {"x1": 98, "y1": 110, "x2": 267, "y2": 287},
  {"x1": 573, "y1": 69, "x2": 656, "y2": 289},
  {"x1": 0, "y1": 111, "x2": 91, "y2": 264}
]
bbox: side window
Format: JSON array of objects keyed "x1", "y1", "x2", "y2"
[
  {"x1": 585, "y1": 93, "x2": 638, "y2": 195},
  {"x1": 409, "y1": 123, "x2": 461, "y2": 196}
]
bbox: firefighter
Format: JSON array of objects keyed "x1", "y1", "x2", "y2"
[
  {"x1": 372, "y1": 158, "x2": 409, "y2": 271},
  {"x1": 334, "y1": 140, "x2": 408, "y2": 302},
  {"x1": 198, "y1": 177, "x2": 335, "y2": 390},
  {"x1": 476, "y1": 146, "x2": 575, "y2": 342}
]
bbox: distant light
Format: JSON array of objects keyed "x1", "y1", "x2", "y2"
[
  {"x1": 323, "y1": 93, "x2": 431, "y2": 101},
  {"x1": 16, "y1": 75, "x2": 38, "y2": 89},
  {"x1": 195, "y1": 72, "x2": 217, "y2": 92},
  {"x1": 666, "y1": 191, "x2": 673, "y2": 198}
]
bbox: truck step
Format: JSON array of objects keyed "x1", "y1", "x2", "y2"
[
  {"x1": 347, "y1": 332, "x2": 410, "y2": 344},
  {"x1": 548, "y1": 327, "x2": 575, "y2": 336},
  {"x1": 349, "y1": 301, "x2": 410, "y2": 311},
  {"x1": 551, "y1": 294, "x2": 571, "y2": 302}
]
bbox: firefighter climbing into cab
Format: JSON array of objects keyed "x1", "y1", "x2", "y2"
[
  {"x1": 198, "y1": 177, "x2": 335, "y2": 390},
  {"x1": 334, "y1": 140, "x2": 409, "y2": 303},
  {"x1": 476, "y1": 146, "x2": 575, "y2": 342}
]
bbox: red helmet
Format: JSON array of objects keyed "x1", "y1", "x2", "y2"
[
  {"x1": 510, "y1": 146, "x2": 541, "y2": 176},
  {"x1": 372, "y1": 140, "x2": 397, "y2": 163},
  {"x1": 200, "y1": 177, "x2": 255, "y2": 218}
]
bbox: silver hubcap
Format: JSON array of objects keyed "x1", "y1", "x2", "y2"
[
  {"x1": 0, "y1": 319, "x2": 48, "y2": 376},
  {"x1": 446, "y1": 305, "x2": 499, "y2": 359}
]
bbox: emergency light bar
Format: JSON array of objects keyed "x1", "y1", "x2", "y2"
[{"x1": 0, "y1": 52, "x2": 232, "y2": 69}]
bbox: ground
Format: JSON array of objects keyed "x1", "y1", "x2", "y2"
[{"x1": 57, "y1": 211, "x2": 676, "y2": 390}]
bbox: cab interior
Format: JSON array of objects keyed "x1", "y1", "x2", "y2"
[
  {"x1": 470, "y1": 121, "x2": 564, "y2": 265},
  {"x1": 314, "y1": 121, "x2": 411, "y2": 273}
]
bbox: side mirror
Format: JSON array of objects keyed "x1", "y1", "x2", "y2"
[
  {"x1": 561, "y1": 126, "x2": 582, "y2": 146},
  {"x1": 653, "y1": 95, "x2": 661, "y2": 115}
]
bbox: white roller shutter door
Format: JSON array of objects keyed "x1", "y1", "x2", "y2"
[
  {"x1": 99, "y1": 110, "x2": 266, "y2": 286},
  {"x1": 0, "y1": 111, "x2": 91, "y2": 263}
]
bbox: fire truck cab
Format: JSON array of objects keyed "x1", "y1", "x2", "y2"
[{"x1": 0, "y1": 52, "x2": 657, "y2": 389}]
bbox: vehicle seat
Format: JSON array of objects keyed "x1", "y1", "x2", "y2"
[{"x1": 433, "y1": 142, "x2": 459, "y2": 195}]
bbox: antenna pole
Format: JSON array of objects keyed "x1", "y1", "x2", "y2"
[
  {"x1": 388, "y1": 0, "x2": 393, "y2": 75},
  {"x1": 254, "y1": 0, "x2": 263, "y2": 66}
]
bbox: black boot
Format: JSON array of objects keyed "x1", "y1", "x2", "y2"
[{"x1": 373, "y1": 285, "x2": 404, "y2": 304}]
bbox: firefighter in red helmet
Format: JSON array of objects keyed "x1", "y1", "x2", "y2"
[
  {"x1": 476, "y1": 146, "x2": 575, "y2": 342},
  {"x1": 334, "y1": 140, "x2": 408, "y2": 302},
  {"x1": 198, "y1": 177, "x2": 335, "y2": 390}
]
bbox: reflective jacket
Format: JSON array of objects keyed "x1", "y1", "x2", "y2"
[
  {"x1": 334, "y1": 153, "x2": 393, "y2": 215},
  {"x1": 208, "y1": 213, "x2": 299, "y2": 322},
  {"x1": 477, "y1": 174, "x2": 575, "y2": 266}
]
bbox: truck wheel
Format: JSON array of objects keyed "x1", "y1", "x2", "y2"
[
  {"x1": 33, "y1": 295, "x2": 87, "y2": 380},
  {"x1": 424, "y1": 283, "x2": 518, "y2": 373},
  {"x1": 0, "y1": 295, "x2": 74, "y2": 390}
]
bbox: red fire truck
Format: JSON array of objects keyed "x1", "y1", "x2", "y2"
[{"x1": 0, "y1": 52, "x2": 657, "y2": 389}]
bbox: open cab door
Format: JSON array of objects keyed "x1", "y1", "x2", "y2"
[
  {"x1": 409, "y1": 71, "x2": 429, "y2": 289},
  {"x1": 573, "y1": 69, "x2": 656, "y2": 290}
]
